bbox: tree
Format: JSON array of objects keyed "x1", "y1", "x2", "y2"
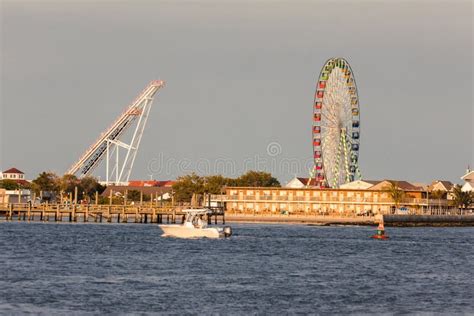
[
  {"x1": 235, "y1": 171, "x2": 280, "y2": 187},
  {"x1": 79, "y1": 176, "x2": 105, "y2": 199},
  {"x1": 452, "y1": 185, "x2": 473, "y2": 210},
  {"x1": 429, "y1": 189, "x2": 446, "y2": 209},
  {"x1": 127, "y1": 190, "x2": 142, "y2": 202},
  {"x1": 385, "y1": 181, "x2": 405, "y2": 210},
  {"x1": 59, "y1": 174, "x2": 80, "y2": 195},
  {"x1": 429, "y1": 190, "x2": 446, "y2": 200},
  {"x1": 172, "y1": 171, "x2": 281, "y2": 203},
  {"x1": 204, "y1": 175, "x2": 232, "y2": 194},
  {"x1": 0, "y1": 179, "x2": 20, "y2": 190},
  {"x1": 172, "y1": 173, "x2": 205, "y2": 202},
  {"x1": 31, "y1": 172, "x2": 59, "y2": 194}
]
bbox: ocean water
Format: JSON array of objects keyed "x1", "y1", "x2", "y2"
[{"x1": 0, "y1": 222, "x2": 473, "y2": 315}]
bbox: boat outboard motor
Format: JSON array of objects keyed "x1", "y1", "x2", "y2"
[{"x1": 223, "y1": 226, "x2": 232, "y2": 238}]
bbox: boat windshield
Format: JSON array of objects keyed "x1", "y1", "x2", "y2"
[{"x1": 183, "y1": 209, "x2": 212, "y2": 224}]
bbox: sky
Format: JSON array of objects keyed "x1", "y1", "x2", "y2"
[{"x1": 1, "y1": 0, "x2": 473, "y2": 185}]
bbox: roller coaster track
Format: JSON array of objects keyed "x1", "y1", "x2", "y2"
[{"x1": 66, "y1": 80, "x2": 165, "y2": 184}]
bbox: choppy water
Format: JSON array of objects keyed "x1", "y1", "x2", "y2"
[{"x1": 0, "y1": 222, "x2": 473, "y2": 315}]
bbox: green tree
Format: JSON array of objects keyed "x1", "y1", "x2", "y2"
[
  {"x1": 172, "y1": 173, "x2": 205, "y2": 202},
  {"x1": 429, "y1": 190, "x2": 446, "y2": 200},
  {"x1": 60, "y1": 174, "x2": 80, "y2": 195},
  {"x1": 31, "y1": 172, "x2": 59, "y2": 194},
  {"x1": 429, "y1": 189, "x2": 446, "y2": 209},
  {"x1": 0, "y1": 179, "x2": 20, "y2": 190},
  {"x1": 204, "y1": 175, "x2": 231, "y2": 194},
  {"x1": 127, "y1": 190, "x2": 142, "y2": 202},
  {"x1": 172, "y1": 171, "x2": 281, "y2": 202},
  {"x1": 452, "y1": 185, "x2": 473, "y2": 209},
  {"x1": 235, "y1": 170, "x2": 280, "y2": 187},
  {"x1": 385, "y1": 181, "x2": 405, "y2": 209},
  {"x1": 79, "y1": 176, "x2": 105, "y2": 199}
]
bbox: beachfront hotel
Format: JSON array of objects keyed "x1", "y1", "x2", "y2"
[{"x1": 222, "y1": 178, "x2": 456, "y2": 215}]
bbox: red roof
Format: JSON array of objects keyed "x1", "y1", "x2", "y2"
[
  {"x1": 128, "y1": 180, "x2": 175, "y2": 187},
  {"x1": 15, "y1": 180, "x2": 30, "y2": 186},
  {"x1": 3, "y1": 167, "x2": 24, "y2": 174},
  {"x1": 128, "y1": 180, "x2": 161, "y2": 187},
  {"x1": 369, "y1": 180, "x2": 424, "y2": 191},
  {"x1": 296, "y1": 177, "x2": 319, "y2": 186},
  {"x1": 162, "y1": 180, "x2": 175, "y2": 187}
]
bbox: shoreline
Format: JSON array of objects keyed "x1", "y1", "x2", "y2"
[
  {"x1": 225, "y1": 214, "x2": 474, "y2": 227},
  {"x1": 224, "y1": 214, "x2": 375, "y2": 226},
  {"x1": 1, "y1": 214, "x2": 473, "y2": 227}
]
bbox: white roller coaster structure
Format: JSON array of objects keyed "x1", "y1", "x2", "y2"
[{"x1": 66, "y1": 80, "x2": 165, "y2": 185}]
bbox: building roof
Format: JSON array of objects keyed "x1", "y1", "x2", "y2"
[
  {"x1": 462, "y1": 182, "x2": 474, "y2": 192},
  {"x1": 369, "y1": 180, "x2": 423, "y2": 191},
  {"x1": 15, "y1": 180, "x2": 31, "y2": 186},
  {"x1": 296, "y1": 177, "x2": 319, "y2": 186},
  {"x1": 461, "y1": 170, "x2": 474, "y2": 181},
  {"x1": 360, "y1": 180, "x2": 380, "y2": 185},
  {"x1": 128, "y1": 180, "x2": 161, "y2": 187},
  {"x1": 159, "y1": 180, "x2": 175, "y2": 187},
  {"x1": 428, "y1": 180, "x2": 454, "y2": 191},
  {"x1": 3, "y1": 167, "x2": 24, "y2": 174},
  {"x1": 338, "y1": 180, "x2": 381, "y2": 189},
  {"x1": 411, "y1": 182, "x2": 429, "y2": 190}
]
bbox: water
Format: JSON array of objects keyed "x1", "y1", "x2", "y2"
[{"x1": 0, "y1": 222, "x2": 473, "y2": 315}]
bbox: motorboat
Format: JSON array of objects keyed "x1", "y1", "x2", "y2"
[{"x1": 159, "y1": 209, "x2": 232, "y2": 239}]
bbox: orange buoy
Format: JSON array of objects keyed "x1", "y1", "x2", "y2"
[{"x1": 371, "y1": 221, "x2": 389, "y2": 239}]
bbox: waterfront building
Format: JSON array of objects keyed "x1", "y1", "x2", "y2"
[
  {"x1": 0, "y1": 188, "x2": 31, "y2": 204},
  {"x1": 368, "y1": 180, "x2": 423, "y2": 195},
  {"x1": 1, "y1": 167, "x2": 25, "y2": 180},
  {"x1": 0, "y1": 168, "x2": 32, "y2": 203},
  {"x1": 428, "y1": 180, "x2": 455, "y2": 199},
  {"x1": 224, "y1": 180, "x2": 442, "y2": 215},
  {"x1": 0, "y1": 167, "x2": 31, "y2": 187}
]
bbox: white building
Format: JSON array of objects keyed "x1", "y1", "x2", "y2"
[
  {"x1": 339, "y1": 180, "x2": 379, "y2": 190},
  {"x1": 1, "y1": 168, "x2": 26, "y2": 180},
  {"x1": 0, "y1": 168, "x2": 32, "y2": 203},
  {"x1": 461, "y1": 169, "x2": 474, "y2": 192}
]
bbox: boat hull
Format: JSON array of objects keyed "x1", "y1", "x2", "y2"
[
  {"x1": 371, "y1": 235, "x2": 389, "y2": 240},
  {"x1": 159, "y1": 225, "x2": 224, "y2": 239}
]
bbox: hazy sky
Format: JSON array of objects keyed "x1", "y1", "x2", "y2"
[{"x1": 1, "y1": 0, "x2": 473, "y2": 185}]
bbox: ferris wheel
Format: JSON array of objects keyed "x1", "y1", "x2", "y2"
[{"x1": 310, "y1": 58, "x2": 362, "y2": 188}]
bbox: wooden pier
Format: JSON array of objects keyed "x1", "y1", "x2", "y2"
[{"x1": 0, "y1": 203, "x2": 225, "y2": 225}]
